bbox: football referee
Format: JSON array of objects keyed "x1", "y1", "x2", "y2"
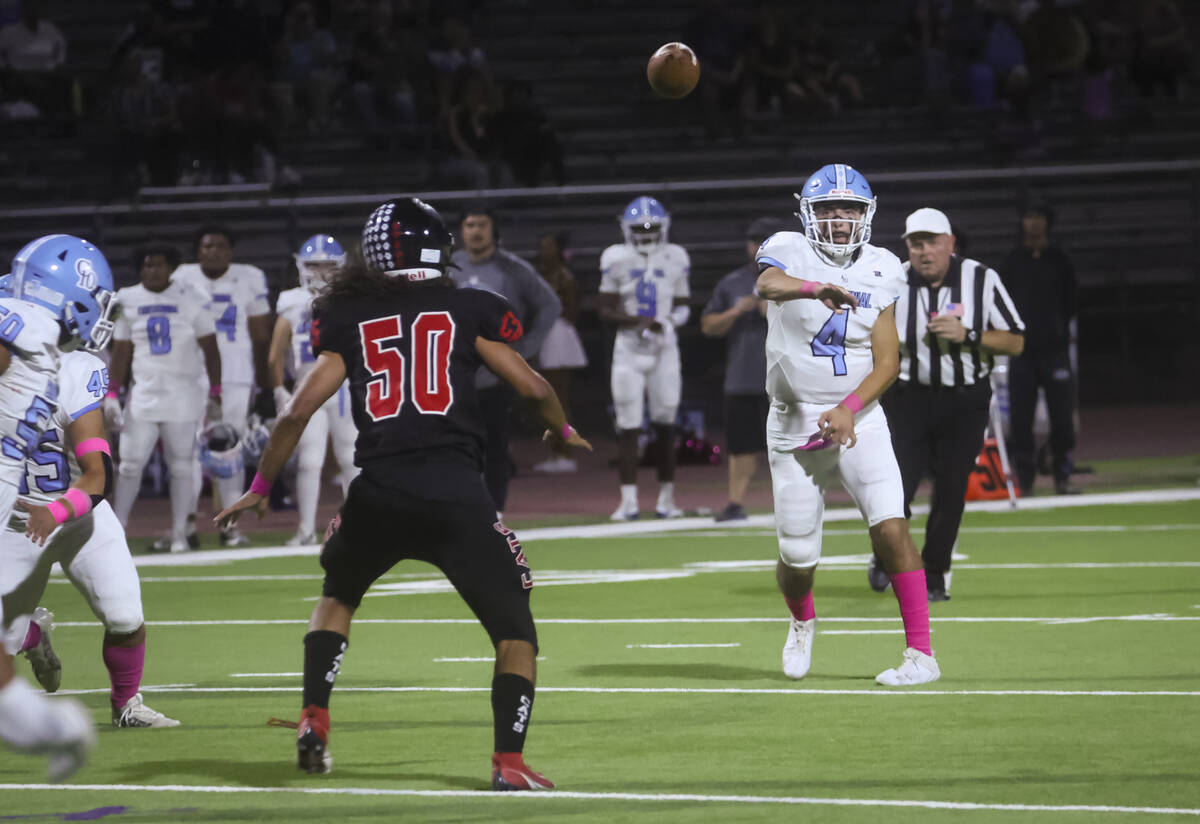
[{"x1": 868, "y1": 208, "x2": 1025, "y2": 601}]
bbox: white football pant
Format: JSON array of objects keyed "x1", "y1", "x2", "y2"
[
  {"x1": 610, "y1": 336, "x2": 681, "y2": 431},
  {"x1": 295, "y1": 383, "x2": 358, "y2": 536},
  {"x1": 1, "y1": 502, "x2": 144, "y2": 655},
  {"x1": 767, "y1": 400, "x2": 905, "y2": 569},
  {"x1": 114, "y1": 415, "x2": 197, "y2": 543}
]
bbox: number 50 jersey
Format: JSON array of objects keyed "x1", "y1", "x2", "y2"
[
  {"x1": 311, "y1": 284, "x2": 524, "y2": 482},
  {"x1": 599, "y1": 242, "x2": 690, "y2": 348},
  {"x1": 757, "y1": 231, "x2": 905, "y2": 406},
  {"x1": 112, "y1": 280, "x2": 216, "y2": 422}
]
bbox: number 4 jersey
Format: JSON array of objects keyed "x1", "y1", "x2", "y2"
[
  {"x1": 311, "y1": 284, "x2": 524, "y2": 481},
  {"x1": 112, "y1": 280, "x2": 216, "y2": 422},
  {"x1": 174, "y1": 262, "x2": 270, "y2": 387},
  {"x1": 757, "y1": 231, "x2": 905, "y2": 405}
]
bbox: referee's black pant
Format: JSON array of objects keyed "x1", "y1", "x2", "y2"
[{"x1": 882, "y1": 381, "x2": 991, "y2": 590}]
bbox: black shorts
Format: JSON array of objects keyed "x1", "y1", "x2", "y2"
[
  {"x1": 319, "y1": 471, "x2": 537, "y2": 649},
  {"x1": 724, "y1": 393, "x2": 769, "y2": 455}
]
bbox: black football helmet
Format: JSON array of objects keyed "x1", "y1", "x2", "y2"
[{"x1": 361, "y1": 197, "x2": 453, "y2": 280}]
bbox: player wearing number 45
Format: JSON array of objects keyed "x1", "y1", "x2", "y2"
[
  {"x1": 755, "y1": 163, "x2": 939, "y2": 686},
  {"x1": 269, "y1": 235, "x2": 360, "y2": 546},
  {"x1": 174, "y1": 226, "x2": 273, "y2": 547},
  {"x1": 108, "y1": 244, "x2": 223, "y2": 554},
  {"x1": 598, "y1": 196, "x2": 692, "y2": 520}
]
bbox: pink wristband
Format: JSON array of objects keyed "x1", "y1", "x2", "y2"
[
  {"x1": 63, "y1": 488, "x2": 93, "y2": 518},
  {"x1": 249, "y1": 472, "x2": 272, "y2": 496},
  {"x1": 842, "y1": 392, "x2": 865, "y2": 414},
  {"x1": 209, "y1": 385, "x2": 222, "y2": 398},
  {"x1": 798, "y1": 280, "x2": 818, "y2": 298},
  {"x1": 561, "y1": 423, "x2": 572, "y2": 440},
  {"x1": 46, "y1": 500, "x2": 70, "y2": 525},
  {"x1": 105, "y1": 389, "x2": 119, "y2": 399},
  {"x1": 75, "y1": 438, "x2": 111, "y2": 458}
]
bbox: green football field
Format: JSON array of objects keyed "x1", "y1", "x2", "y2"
[{"x1": 3, "y1": 493, "x2": 1200, "y2": 823}]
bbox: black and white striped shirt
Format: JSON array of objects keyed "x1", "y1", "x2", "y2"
[{"x1": 896, "y1": 256, "x2": 1025, "y2": 388}]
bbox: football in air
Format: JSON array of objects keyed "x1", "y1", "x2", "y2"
[{"x1": 647, "y1": 42, "x2": 700, "y2": 99}]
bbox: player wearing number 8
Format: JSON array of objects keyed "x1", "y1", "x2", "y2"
[
  {"x1": 214, "y1": 197, "x2": 587, "y2": 789},
  {"x1": 109, "y1": 244, "x2": 223, "y2": 553},
  {"x1": 755, "y1": 163, "x2": 940, "y2": 686}
]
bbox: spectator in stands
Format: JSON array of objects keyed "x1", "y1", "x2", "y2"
[
  {"x1": 684, "y1": 0, "x2": 747, "y2": 139},
  {"x1": 981, "y1": 3, "x2": 1031, "y2": 115},
  {"x1": 1022, "y1": 0, "x2": 1091, "y2": 88},
  {"x1": 532, "y1": 231, "x2": 586, "y2": 474},
  {"x1": 701, "y1": 217, "x2": 780, "y2": 522},
  {"x1": 1130, "y1": 0, "x2": 1193, "y2": 99},
  {"x1": 109, "y1": 51, "x2": 181, "y2": 191},
  {"x1": 742, "y1": 4, "x2": 805, "y2": 117},
  {"x1": 490, "y1": 79, "x2": 566, "y2": 187},
  {"x1": 796, "y1": 16, "x2": 865, "y2": 111},
  {"x1": 1001, "y1": 200, "x2": 1079, "y2": 496},
  {"x1": 0, "y1": 0, "x2": 70, "y2": 117},
  {"x1": 427, "y1": 15, "x2": 488, "y2": 117},
  {"x1": 112, "y1": 2, "x2": 178, "y2": 85},
  {"x1": 274, "y1": 0, "x2": 340, "y2": 129},
  {"x1": 438, "y1": 67, "x2": 510, "y2": 189},
  {"x1": 345, "y1": 0, "x2": 424, "y2": 143}
]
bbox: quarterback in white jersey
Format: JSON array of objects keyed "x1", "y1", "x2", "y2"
[
  {"x1": 1, "y1": 350, "x2": 178, "y2": 728},
  {"x1": 174, "y1": 226, "x2": 273, "y2": 546},
  {"x1": 756, "y1": 163, "x2": 939, "y2": 687},
  {"x1": 108, "y1": 244, "x2": 223, "y2": 552},
  {"x1": 268, "y1": 235, "x2": 358, "y2": 546},
  {"x1": 597, "y1": 196, "x2": 692, "y2": 521}
]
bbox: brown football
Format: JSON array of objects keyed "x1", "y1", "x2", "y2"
[{"x1": 647, "y1": 42, "x2": 700, "y2": 99}]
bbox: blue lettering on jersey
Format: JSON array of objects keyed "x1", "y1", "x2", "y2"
[
  {"x1": 848, "y1": 291, "x2": 873, "y2": 309},
  {"x1": 811, "y1": 310, "x2": 849, "y2": 376},
  {"x1": 147, "y1": 316, "x2": 173, "y2": 354},
  {"x1": 216, "y1": 304, "x2": 237, "y2": 342},
  {"x1": 0, "y1": 305, "x2": 26, "y2": 345},
  {"x1": 86, "y1": 368, "x2": 109, "y2": 398},
  {"x1": 2, "y1": 394, "x2": 56, "y2": 461},
  {"x1": 19, "y1": 429, "x2": 69, "y2": 495},
  {"x1": 138, "y1": 305, "x2": 180, "y2": 315}
]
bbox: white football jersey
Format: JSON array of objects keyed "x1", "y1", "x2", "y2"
[
  {"x1": 0, "y1": 298, "x2": 64, "y2": 488},
  {"x1": 275, "y1": 286, "x2": 318, "y2": 382},
  {"x1": 599, "y1": 242, "x2": 691, "y2": 347},
  {"x1": 758, "y1": 232, "x2": 905, "y2": 405},
  {"x1": 113, "y1": 280, "x2": 217, "y2": 422},
  {"x1": 174, "y1": 262, "x2": 270, "y2": 386},
  {"x1": 14, "y1": 350, "x2": 107, "y2": 510}
]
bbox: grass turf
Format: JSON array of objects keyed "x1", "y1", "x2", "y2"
[{"x1": 3, "y1": 498, "x2": 1199, "y2": 822}]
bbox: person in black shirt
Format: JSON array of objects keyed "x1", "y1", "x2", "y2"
[
  {"x1": 216, "y1": 198, "x2": 590, "y2": 791},
  {"x1": 1001, "y1": 201, "x2": 1079, "y2": 495}
]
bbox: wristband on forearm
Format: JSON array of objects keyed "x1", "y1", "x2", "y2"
[
  {"x1": 797, "y1": 280, "x2": 818, "y2": 299},
  {"x1": 249, "y1": 472, "x2": 273, "y2": 496},
  {"x1": 105, "y1": 388, "x2": 119, "y2": 400},
  {"x1": 561, "y1": 423, "x2": 572, "y2": 440},
  {"x1": 841, "y1": 392, "x2": 865, "y2": 414},
  {"x1": 46, "y1": 487, "x2": 94, "y2": 525},
  {"x1": 209, "y1": 384, "x2": 222, "y2": 398}
]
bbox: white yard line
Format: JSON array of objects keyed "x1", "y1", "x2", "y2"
[
  {"x1": 820, "y1": 630, "x2": 907, "y2": 635},
  {"x1": 0, "y1": 784, "x2": 1195, "y2": 816},
  {"x1": 50, "y1": 685, "x2": 1200, "y2": 698},
  {"x1": 122, "y1": 487, "x2": 1200, "y2": 568},
  {"x1": 626, "y1": 643, "x2": 742, "y2": 649},
  {"x1": 230, "y1": 672, "x2": 302, "y2": 678},
  {"x1": 433, "y1": 657, "x2": 546, "y2": 662}
]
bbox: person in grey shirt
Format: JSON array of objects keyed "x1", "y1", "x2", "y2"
[
  {"x1": 701, "y1": 217, "x2": 781, "y2": 522},
  {"x1": 451, "y1": 204, "x2": 562, "y2": 514}
]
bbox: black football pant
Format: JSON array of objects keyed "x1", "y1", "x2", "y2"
[
  {"x1": 882, "y1": 382, "x2": 991, "y2": 589},
  {"x1": 1007, "y1": 349, "x2": 1076, "y2": 492},
  {"x1": 478, "y1": 384, "x2": 515, "y2": 512}
]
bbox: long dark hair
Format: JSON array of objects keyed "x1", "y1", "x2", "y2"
[{"x1": 312, "y1": 244, "x2": 455, "y2": 316}]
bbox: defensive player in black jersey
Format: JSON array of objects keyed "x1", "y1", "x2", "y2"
[{"x1": 216, "y1": 198, "x2": 590, "y2": 791}]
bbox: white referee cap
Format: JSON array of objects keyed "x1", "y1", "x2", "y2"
[{"x1": 902, "y1": 207, "x2": 953, "y2": 238}]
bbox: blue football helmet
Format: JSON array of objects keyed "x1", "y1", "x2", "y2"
[
  {"x1": 11, "y1": 234, "x2": 117, "y2": 351},
  {"x1": 793, "y1": 163, "x2": 877, "y2": 260},
  {"x1": 620, "y1": 196, "x2": 670, "y2": 251},
  {"x1": 197, "y1": 421, "x2": 245, "y2": 480},
  {"x1": 0, "y1": 273, "x2": 12, "y2": 296},
  {"x1": 294, "y1": 233, "x2": 346, "y2": 291}
]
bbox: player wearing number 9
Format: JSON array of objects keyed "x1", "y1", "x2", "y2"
[
  {"x1": 268, "y1": 234, "x2": 359, "y2": 547},
  {"x1": 215, "y1": 197, "x2": 588, "y2": 789},
  {"x1": 109, "y1": 243, "x2": 223, "y2": 553},
  {"x1": 754, "y1": 163, "x2": 942, "y2": 687}
]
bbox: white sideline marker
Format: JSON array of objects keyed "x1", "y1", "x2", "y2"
[{"x1": 0, "y1": 783, "x2": 1197, "y2": 816}]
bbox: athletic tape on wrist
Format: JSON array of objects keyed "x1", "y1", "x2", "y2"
[
  {"x1": 75, "y1": 438, "x2": 111, "y2": 458},
  {"x1": 561, "y1": 423, "x2": 572, "y2": 440},
  {"x1": 249, "y1": 472, "x2": 272, "y2": 496},
  {"x1": 798, "y1": 280, "x2": 818, "y2": 298},
  {"x1": 842, "y1": 392, "x2": 865, "y2": 414}
]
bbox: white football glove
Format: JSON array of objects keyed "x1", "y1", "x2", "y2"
[
  {"x1": 273, "y1": 386, "x2": 293, "y2": 415},
  {"x1": 102, "y1": 397, "x2": 124, "y2": 433}
]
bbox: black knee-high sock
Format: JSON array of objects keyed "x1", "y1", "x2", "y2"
[
  {"x1": 303, "y1": 630, "x2": 348, "y2": 709},
  {"x1": 491, "y1": 673, "x2": 535, "y2": 753}
]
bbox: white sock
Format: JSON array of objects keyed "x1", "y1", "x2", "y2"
[
  {"x1": 0, "y1": 676, "x2": 64, "y2": 751},
  {"x1": 620, "y1": 484, "x2": 637, "y2": 506},
  {"x1": 657, "y1": 482, "x2": 675, "y2": 509},
  {"x1": 296, "y1": 466, "x2": 320, "y2": 537}
]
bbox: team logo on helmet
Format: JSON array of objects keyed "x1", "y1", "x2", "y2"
[{"x1": 75, "y1": 258, "x2": 98, "y2": 290}]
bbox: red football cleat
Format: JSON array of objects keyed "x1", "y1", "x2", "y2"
[
  {"x1": 491, "y1": 752, "x2": 554, "y2": 791},
  {"x1": 297, "y1": 705, "x2": 332, "y2": 774}
]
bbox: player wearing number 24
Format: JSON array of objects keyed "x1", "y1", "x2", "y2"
[
  {"x1": 216, "y1": 198, "x2": 590, "y2": 790},
  {"x1": 754, "y1": 163, "x2": 941, "y2": 686}
]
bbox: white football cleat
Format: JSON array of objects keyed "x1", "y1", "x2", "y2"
[
  {"x1": 781, "y1": 617, "x2": 815, "y2": 679},
  {"x1": 24, "y1": 607, "x2": 61, "y2": 693},
  {"x1": 875, "y1": 647, "x2": 941, "y2": 686},
  {"x1": 610, "y1": 502, "x2": 639, "y2": 521},
  {"x1": 44, "y1": 699, "x2": 95, "y2": 782},
  {"x1": 285, "y1": 530, "x2": 319, "y2": 547},
  {"x1": 112, "y1": 692, "x2": 181, "y2": 728}
]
